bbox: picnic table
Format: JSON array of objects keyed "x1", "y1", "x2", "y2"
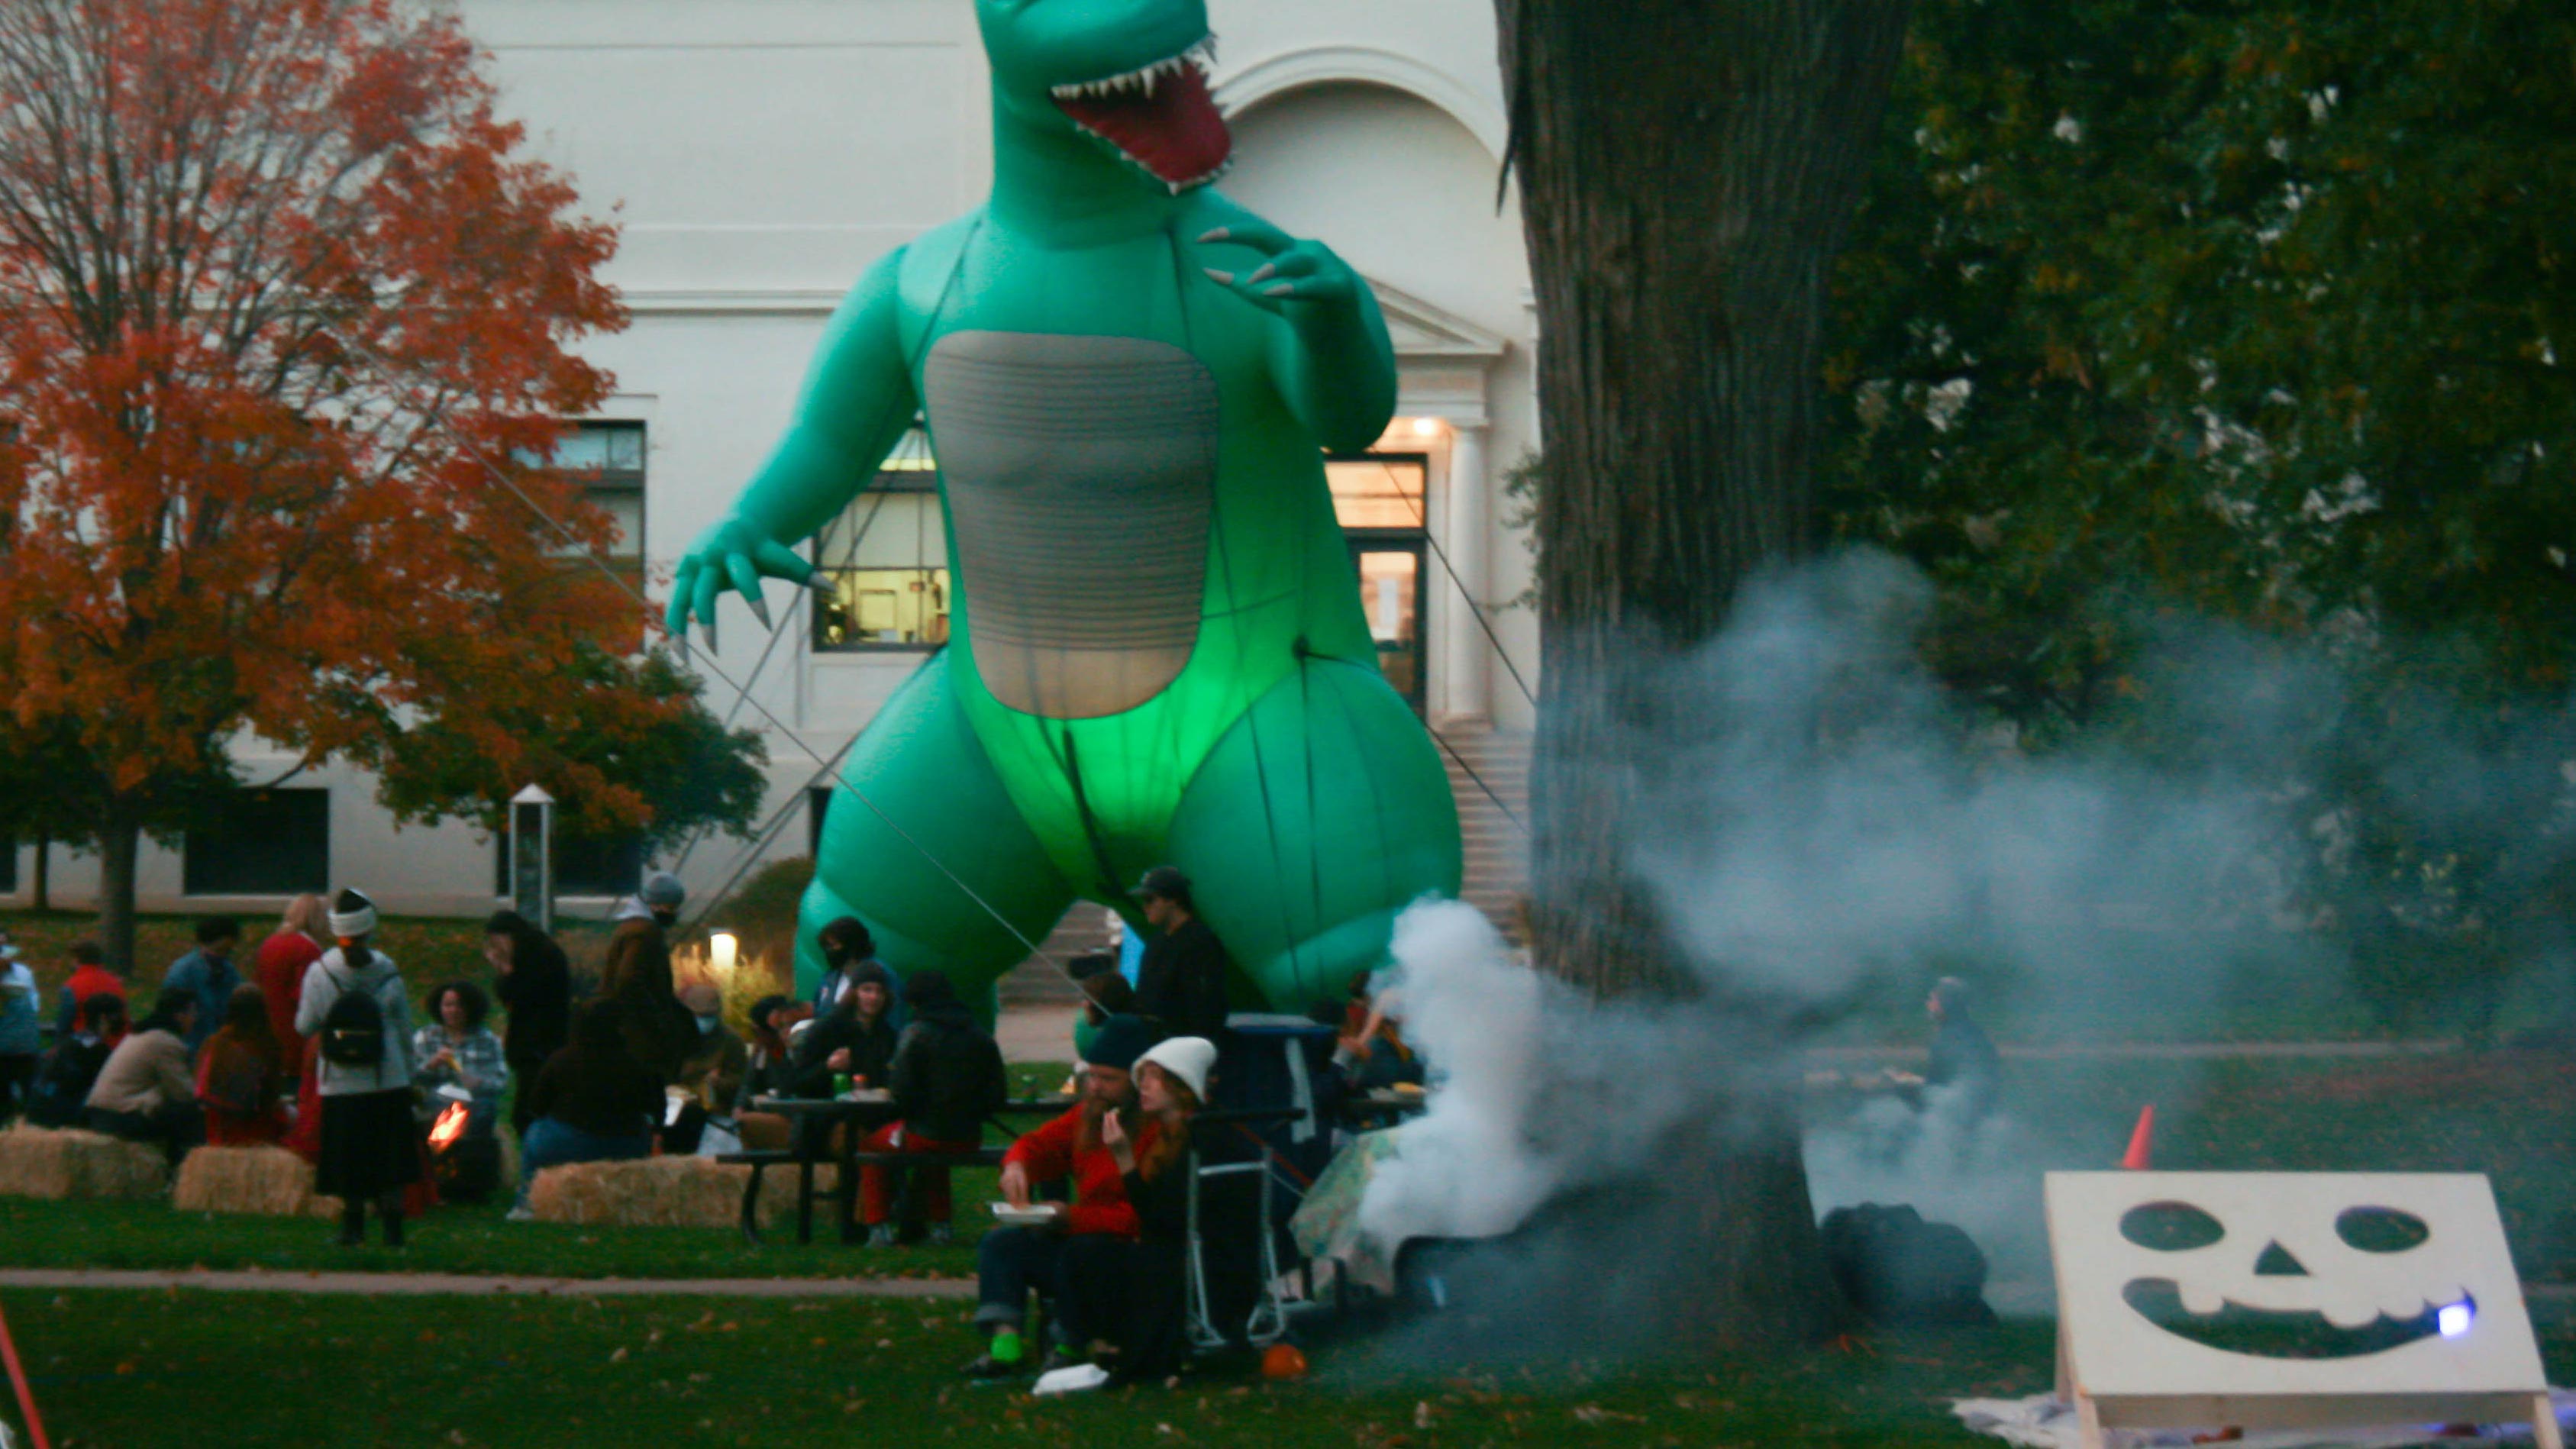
[{"x1": 728, "y1": 1092, "x2": 1070, "y2": 1247}]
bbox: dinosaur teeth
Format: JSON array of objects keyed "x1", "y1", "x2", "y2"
[{"x1": 1051, "y1": 35, "x2": 1220, "y2": 102}]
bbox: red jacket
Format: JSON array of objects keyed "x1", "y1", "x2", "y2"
[
  {"x1": 57, "y1": 964, "x2": 128, "y2": 1044},
  {"x1": 1002, "y1": 1106, "x2": 1166, "y2": 1238},
  {"x1": 253, "y1": 930, "x2": 321, "y2": 1050}
]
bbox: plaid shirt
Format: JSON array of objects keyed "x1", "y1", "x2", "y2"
[{"x1": 412, "y1": 1025, "x2": 511, "y2": 1102}]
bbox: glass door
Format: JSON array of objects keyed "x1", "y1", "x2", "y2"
[{"x1": 1351, "y1": 541, "x2": 1426, "y2": 715}]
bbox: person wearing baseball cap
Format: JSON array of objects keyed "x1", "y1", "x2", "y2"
[
  {"x1": 964, "y1": 1012, "x2": 1167, "y2": 1380},
  {"x1": 1129, "y1": 866, "x2": 1230, "y2": 1042}
]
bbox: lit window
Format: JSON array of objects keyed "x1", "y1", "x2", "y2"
[
  {"x1": 1328, "y1": 457, "x2": 1428, "y2": 531},
  {"x1": 813, "y1": 430, "x2": 951, "y2": 652}
]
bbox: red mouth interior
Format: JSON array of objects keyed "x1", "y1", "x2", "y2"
[{"x1": 1054, "y1": 63, "x2": 1232, "y2": 186}]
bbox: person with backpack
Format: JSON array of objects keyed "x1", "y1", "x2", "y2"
[{"x1": 295, "y1": 889, "x2": 419, "y2": 1247}]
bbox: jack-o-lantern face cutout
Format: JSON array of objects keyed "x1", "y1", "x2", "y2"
[{"x1": 2116, "y1": 1200, "x2": 2471, "y2": 1359}]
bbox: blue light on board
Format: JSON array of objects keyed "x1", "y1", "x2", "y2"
[{"x1": 2438, "y1": 1302, "x2": 2474, "y2": 1338}]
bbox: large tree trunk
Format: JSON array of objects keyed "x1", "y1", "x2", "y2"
[
  {"x1": 31, "y1": 831, "x2": 47, "y2": 912},
  {"x1": 1497, "y1": 1, "x2": 1913, "y2": 1344},
  {"x1": 96, "y1": 800, "x2": 142, "y2": 973}
]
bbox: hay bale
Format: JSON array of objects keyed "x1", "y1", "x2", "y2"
[
  {"x1": 173, "y1": 1145, "x2": 321, "y2": 1217},
  {"x1": 526, "y1": 1154, "x2": 833, "y2": 1230},
  {"x1": 0, "y1": 1125, "x2": 167, "y2": 1200}
]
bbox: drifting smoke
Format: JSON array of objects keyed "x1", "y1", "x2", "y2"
[{"x1": 1348, "y1": 548, "x2": 2576, "y2": 1336}]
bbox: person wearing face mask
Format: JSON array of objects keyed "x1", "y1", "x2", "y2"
[
  {"x1": 663, "y1": 982, "x2": 747, "y2": 1154},
  {"x1": 599, "y1": 874, "x2": 696, "y2": 1082},
  {"x1": 810, "y1": 916, "x2": 883, "y2": 1016}
]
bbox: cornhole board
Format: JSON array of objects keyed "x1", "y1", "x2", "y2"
[{"x1": 2046, "y1": 1172, "x2": 2558, "y2": 1449}]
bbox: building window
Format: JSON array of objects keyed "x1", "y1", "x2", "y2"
[
  {"x1": 531, "y1": 421, "x2": 647, "y2": 598},
  {"x1": 1327, "y1": 454, "x2": 1428, "y2": 531},
  {"x1": 813, "y1": 430, "x2": 951, "y2": 651},
  {"x1": 185, "y1": 789, "x2": 330, "y2": 896}
]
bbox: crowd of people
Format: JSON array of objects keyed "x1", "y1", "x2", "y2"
[{"x1": 0, "y1": 857, "x2": 1370, "y2": 1393}]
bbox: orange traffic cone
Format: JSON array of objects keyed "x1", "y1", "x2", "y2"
[{"x1": 2121, "y1": 1105, "x2": 2155, "y2": 1170}]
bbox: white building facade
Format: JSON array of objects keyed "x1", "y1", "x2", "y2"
[{"x1": 11, "y1": 0, "x2": 1540, "y2": 921}]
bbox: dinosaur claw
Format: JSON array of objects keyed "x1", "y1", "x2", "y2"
[
  {"x1": 1247, "y1": 263, "x2": 1276, "y2": 284},
  {"x1": 1203, "y1": 267, "x2": 1235, "y2": 286},
  {"x1": 1197, "y1": 228, "x2": 1229, "y2": 243}
]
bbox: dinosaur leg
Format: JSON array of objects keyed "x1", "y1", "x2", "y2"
[
  {"x1": 1164, "y1": 655, "x2": 1464, "y2": 1015},
  {"x1": 798, "y1": 652, "x2": 1075, "y2": 1023}
]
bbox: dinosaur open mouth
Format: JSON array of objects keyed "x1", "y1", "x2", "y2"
[{"x1": 1051, "y1": 37, "x2": 1231, "y2": 193}]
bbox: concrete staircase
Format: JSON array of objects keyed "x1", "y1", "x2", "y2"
[
  {"x1": 996, "y1": 902, "x2": 1115, "y2": 1006},
  {"x1": 1432, "y1": 721, "x2": 1533, "y2": 941}
]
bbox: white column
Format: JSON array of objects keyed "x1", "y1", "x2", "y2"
[{"x1": 1441, "y1": 422, "x2": 1492, "y2": 723}]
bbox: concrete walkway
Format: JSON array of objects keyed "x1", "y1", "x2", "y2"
[
  {"x1": 996, "y1": 1002, "x2": 2469, "y2": 1067},
  {"x1": 0, "y1": 1268, "x2": 971, "y2": 1299}
]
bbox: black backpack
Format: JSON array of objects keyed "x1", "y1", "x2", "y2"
[
  {"x1": 1819, "y1": 1202, "x2": 1997, "y2": 1327},
  {"x1": 318, "y1": 967, "x2": 386, "y2": 1068}
]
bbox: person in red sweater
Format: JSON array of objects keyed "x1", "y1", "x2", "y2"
[
  {"x1": 50, "y1": 941, "x2": 128, "y2": 1046},
  {"x1": 253, "y1": 895, "x2": 328, "y2": 1160},
  {"x1": 964, "y1": 1013, "x2": 1164, "y2": 1380}
]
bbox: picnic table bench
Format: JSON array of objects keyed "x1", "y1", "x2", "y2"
[{"x1": 720, "y1": 1093, "x2": 1070, "y2": 1247}]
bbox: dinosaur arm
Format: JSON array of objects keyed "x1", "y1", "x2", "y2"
[
  {"x1": 1194, "y1": 208, "x2": 1397, "y2": 453},
  {"x1": 1267, "y1": 276, "x2": 1399, "y2": 453},
  {"x1": 667, "y1": 247, "x2": 918, "y2": 637}
]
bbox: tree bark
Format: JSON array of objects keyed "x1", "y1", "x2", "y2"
[
  {"x1": 1497, "y1": 0, "x2": 1913, "y2": 1344},
  {"x1": 31, "y1": 831, "x2": 47, "y2": 912},
  {"x1": 96, "y1": 800, "x2": 141, "y2": 973}
]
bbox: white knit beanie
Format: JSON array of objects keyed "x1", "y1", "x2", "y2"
[
  {"x1": 1135, "y1": 1036, "x2": 1216, "y2": 1105},
  {"x1": 328, "y1": 888, "x2": 378, "y2": 940}
]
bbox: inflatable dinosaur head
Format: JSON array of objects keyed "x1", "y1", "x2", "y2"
[{"x1": 976, "y1": 0, "x2": 1230, "y2": 192}]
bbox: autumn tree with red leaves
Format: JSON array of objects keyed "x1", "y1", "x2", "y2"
[{"x1": 0, "y1": 0, "x2": 749, "y2": 965}]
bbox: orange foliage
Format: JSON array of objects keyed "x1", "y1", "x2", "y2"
[{"x1": 0, "y1": 0, "x2": 665, "y2": 829}]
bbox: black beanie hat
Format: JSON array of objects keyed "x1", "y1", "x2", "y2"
[
  {"x1": 1083, "y1": 1013, "x2": 1160, "y2": 1073},
  {"x1": 903, "y1": 969, "x2": 957, "y2": 1008}
]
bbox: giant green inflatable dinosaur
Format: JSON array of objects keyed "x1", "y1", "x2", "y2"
[{"x1": 669, "y1": 0, "x2": 1464, "y2": 1018}]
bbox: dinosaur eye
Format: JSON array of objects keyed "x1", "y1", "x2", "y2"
[
  {"x1": 2336, "y1": 1207, "x2": 2429, "y2": 1254},
  {"x1": 2121, "y1": 1201, "x2": 2224, "y2": 1251}
]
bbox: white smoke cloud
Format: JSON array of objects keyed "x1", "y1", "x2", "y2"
[{"x1": 1345, "y1": 550, "x2": 2403, "y2": 1285}]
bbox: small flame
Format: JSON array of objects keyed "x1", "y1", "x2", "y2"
[{"x1": 428, "y1": 1102, "x2": 468, "y2": 1151}]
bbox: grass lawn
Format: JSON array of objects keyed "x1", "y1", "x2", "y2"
[
  {"x1": 6, "y1": 1289, "x2": 2572, "y2": 1449},
  {"x1": 0, "y1": 1289, "x2": 2044, "y2": 1449}
]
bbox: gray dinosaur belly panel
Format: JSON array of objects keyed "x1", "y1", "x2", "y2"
[{"x1": 925, "y1": 331, "x2": 1220, "y2": 721}]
